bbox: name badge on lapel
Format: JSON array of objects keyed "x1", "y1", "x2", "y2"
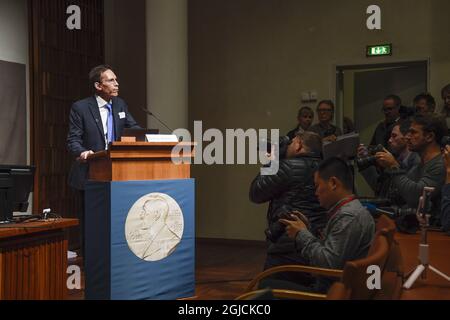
[{"x1": 119, "y1": 112, "x2": 126, "y2": 119}]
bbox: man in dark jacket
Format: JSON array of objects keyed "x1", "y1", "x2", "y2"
[
  {"x1": 67, "y1": 65, "x2": 141, "y2": 255},
  {"x1": 67, "y1": 65, "x2": 141, "y2": 190},
  {"x1": 370, "y1": 95, "x2": 402, "y2": 148},
  {"x1": 250, "y1": 131, "x2": 326, "y2": 284}
]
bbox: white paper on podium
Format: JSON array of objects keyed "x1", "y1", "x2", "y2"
[
  {"x1": 68, "y1": 251, "x2": 78, "y2": 259},
  {"x1": 145, "y1": 134, "x2": 179, "y2": 143}
]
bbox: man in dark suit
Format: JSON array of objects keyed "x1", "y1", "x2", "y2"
[
  {"x1": 67, "y1": 64, "x2": 141, "y2": 253},
  {"x1": 67, "y1": 64, "x2": 141, "y2": 189}
]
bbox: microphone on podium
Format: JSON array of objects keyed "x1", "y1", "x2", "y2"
[
  {"x1": 140, "y1": 107, "x2": 183, "y2": 142},
  {"x1": 140, "y1": 107, "x2": 174, "y2": 134}
]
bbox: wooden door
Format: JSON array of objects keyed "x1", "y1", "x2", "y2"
[{"x1": 29, "y1": 0, "x2": 105, "y2": 249}]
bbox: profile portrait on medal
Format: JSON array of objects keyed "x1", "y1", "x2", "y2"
[{"x1": 125, "y1": 193, "x2": 184, "y2": 262}]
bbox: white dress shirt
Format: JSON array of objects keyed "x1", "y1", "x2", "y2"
[{"x1": 96, "y1": 95, "x2": 112, "y2": 149}]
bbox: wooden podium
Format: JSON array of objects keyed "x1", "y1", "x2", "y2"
[
  {"x1": 88, "y1": 141, "x2": 195, "y2": 182},
  {"x1": 85, "y1": 141, "x2": 196, "y2": 300}
]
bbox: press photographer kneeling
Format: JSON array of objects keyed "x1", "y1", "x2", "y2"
[{"x1": 363, "y1": 115, "x2": 447, "y2": 230}]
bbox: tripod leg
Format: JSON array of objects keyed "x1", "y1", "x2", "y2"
[
  {"x1": 404, "y1": 265, "x2": 426, "y2": 289},
  {"x1": 429, "y1": 265, "x2": 450, "y2": 282}
]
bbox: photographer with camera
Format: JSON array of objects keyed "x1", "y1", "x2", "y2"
[
  {"x1": 249, "y1": 131, "x2": 326, "y2": 284},
  {"x1": 274, "y1": 157, "x2": 375, "y2": 293},
  {"x1": 357, "y1": 120, "x2": 420, "y2": 200},
  {"x1": 374, "y1": 115, "x2": 447, "y2": 226}
]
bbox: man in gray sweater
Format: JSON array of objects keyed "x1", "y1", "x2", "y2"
[
  {"x1": 375, "y1": 115, "x2": 447, "y2": 225},
  {"x1": 279, "y1": 157, "x2": 375, "y2": 293}
]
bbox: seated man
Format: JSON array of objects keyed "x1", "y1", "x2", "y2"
[
  {"x1": 249, "y1": 132, "x2": 326, "y2": 284},
  {"x1": 276, "y1": 157, "x2": 375, "y2": 293},
  {"x1": 440, "y1": 145, "x2": 450, "y2": 234},
  {"x1": 375, "y1": 115, "x2": 447, "y2": 226},
  {"x1": 358, "y1": 120, "x2": 420, "y2": 201},
  {"x1": 287, "y1": 106, "x2": 314, "y2": 140}
]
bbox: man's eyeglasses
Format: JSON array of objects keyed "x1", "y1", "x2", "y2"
[
  {"x1": 317, "y1": 109, "x2": 333, "y2": 113},
  {"x1": 101, "y1": 78, "x2": 119, "y2": 84}
]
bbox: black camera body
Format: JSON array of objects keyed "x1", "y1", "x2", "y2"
[
  {"x1": 356, "y1": 144, "x2": 385, "y2": 171},
  {"x1": 441, "y1": 136, "x2": 450, "y2": 148},
  {"x1": 265, "y1": 210, "x2": 310, "y2": 243},
  {"x1": 259, "y1": 136, "x2": 292, "y2": 160},
  {"x1": 265, "y1": 220, "x2": 287, "y2": 243}
]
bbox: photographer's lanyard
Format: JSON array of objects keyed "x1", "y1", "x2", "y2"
[{"x1": 327, "y1": 195, "x2": 357, "y2": 221}]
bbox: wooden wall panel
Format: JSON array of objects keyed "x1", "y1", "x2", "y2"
[{"x1": 29, "y1": 0, "x2": 104, "y2": 250}]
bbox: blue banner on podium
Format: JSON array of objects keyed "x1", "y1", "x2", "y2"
[{"x1": 85, "y1": 179, "x2": 195, "y2": 300}]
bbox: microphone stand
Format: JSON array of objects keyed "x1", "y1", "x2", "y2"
[
  {"x1": 140, "y1": 107, "x2": 173, "y2": 133},
  {"x1": 403, "y1": 187, "x2": 450, "y2": 289}
]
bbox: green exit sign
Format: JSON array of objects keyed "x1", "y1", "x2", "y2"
[{"x1": 367, "y1": 44, "x2": 392, "y2": 57}]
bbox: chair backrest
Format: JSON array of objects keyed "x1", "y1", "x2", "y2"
[
  {"x1": 374, "y1": 214, "x2": 404, "y2": 299},
  {"x1": 326, "y1": 282, "x2": 352, "y2": 300},
  {"x1": 375, "y1": 215, "x2": 396, "y2": 245},
  {"x1": 340, "y1": 232, "x2": 390, "y2": 300},
  {"x1": 373, "y1": 215, "x2": 401, "y2": 274}
]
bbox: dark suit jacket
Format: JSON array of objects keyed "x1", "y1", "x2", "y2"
[{"x1": 67, "y1": 96, "x2": 141, "y2": 190}]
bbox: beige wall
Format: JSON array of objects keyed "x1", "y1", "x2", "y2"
[
  {"x1": 188, "y1": 0, "x2": 450, "y2": 240},
  {"x1": 146, "y1": 0, "x2": 189, "y2": 132},
  {"x1": 105, "y1": 0, "x2": 148, "y2": 127}
]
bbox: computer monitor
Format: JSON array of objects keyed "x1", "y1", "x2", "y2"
[
  {"x1": 122, "y1": 128, "x2": 159, "y2": 142},
  {"x1": 0, "y1": 165, "x2": 35, "y2": 223}
]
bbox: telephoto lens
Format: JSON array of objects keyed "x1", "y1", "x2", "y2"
[{"x1": 356, "y1": 144, "x2": 384, "y2": 171}]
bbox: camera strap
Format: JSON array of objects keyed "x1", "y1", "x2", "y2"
[{"x1": 327, "y1": 195, "x2": 357, "y2": 221}]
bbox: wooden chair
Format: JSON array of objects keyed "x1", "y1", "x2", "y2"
[
  {"x1": 239, "y1": 231, "x2": 390, "y2": 300},
  {"x1": 236, "y1": 284, "x2": 351, "y2": 300}
]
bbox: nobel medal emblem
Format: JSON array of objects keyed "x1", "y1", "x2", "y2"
[{"x1": 125, "y1": 193, "x2": 184, "y2": 261}]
